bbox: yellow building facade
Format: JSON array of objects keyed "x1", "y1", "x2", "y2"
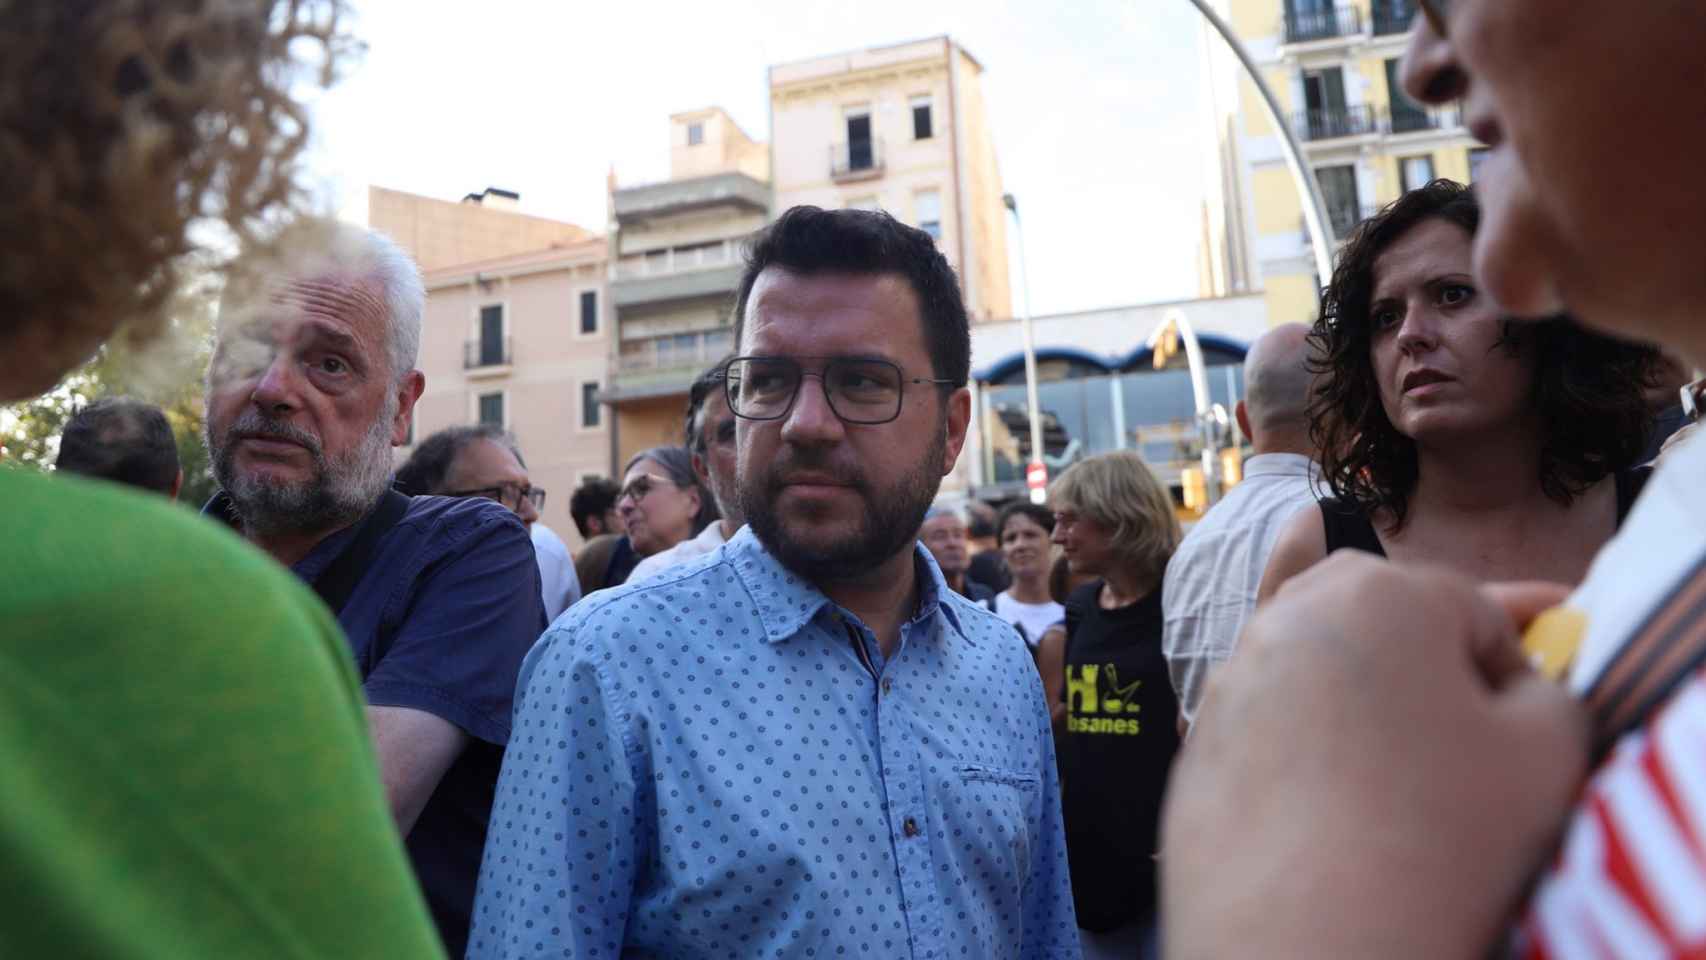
[{"x1": 1203, "y1": 0, "x2": 1484, "y2": 326}]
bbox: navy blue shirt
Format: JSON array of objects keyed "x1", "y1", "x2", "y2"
[{"x1": 207, "y1": 492, "x2": 546, "y2": 956}]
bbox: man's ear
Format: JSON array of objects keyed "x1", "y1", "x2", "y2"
[
  {"x1": 1235, "y1": 400, "x2": 1252, "y2": 445},
  {"x1": 392, "y1": 370, "x2": 426, "y2": 446},
  {"x1": 941, "y1": 387, "x2": 972, "y2": 476},
  {"x1": 691, "y1": 450, "x2": 712, "y2": 487},
  {"x1": 169, "y1": 468, "x2": 184, "y2": 503}
]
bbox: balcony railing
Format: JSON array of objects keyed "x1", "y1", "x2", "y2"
[
  {"x1": 1371, "y1": 0, "x2": 1418, "y2": 35},
  {"x1": 613, "y1": 239, "x2": 736, "y2": 281},
  {"x1": 464, "y1": 336, "x2": 512, "y2": 370},
  {"x1": 1283, "y1": 5, "x2": 1361, "y2": 44},
  {"x1": 1293, "y1": 104, "x2": 1381, "y2": 141},
  {"x1": 617, "y1": 333, "x2": 734, "y2": 375},
  {"x1": 1291, "y1": 104, "x2": 1461, "y2": 142},
  {"x1": 830, "y1": 138, "x2": 884, "y2": 181},
  {"x1": 1389, "y1": 106, "x2": 1438, "y2": 134}
]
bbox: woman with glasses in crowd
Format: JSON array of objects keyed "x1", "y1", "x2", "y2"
[
  {"x1": 618, "y1": 445, "x2": 717, "y2": 561},
  {"x1": 1047, "y1": 451, "x2": 1181, "y2": 960},
  {"x1": 1259, "y1": 180, "x2": 1656, "y2": 600},
  {"x1": 579, "y1": 446, "x2": 716, "y2": 595}
]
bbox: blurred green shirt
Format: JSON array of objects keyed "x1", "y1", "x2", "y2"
[{"x1": 0, "y1": 467, "x2": 445, "y2": 959}]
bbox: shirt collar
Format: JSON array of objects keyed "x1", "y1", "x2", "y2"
[
  {"x1": 724, "y1": 525, "x2": 971, "y2": 645},
  {"x1": 1241, "y1": 452, "x2": 1319, "y2": 480},
  {"x1": 696, "y1": 521, "x2": 729, "y2": 549}
]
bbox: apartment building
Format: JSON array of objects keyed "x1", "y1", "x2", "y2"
[
  {"x1": 1200, "y1": 0, "x2": 1482, "y2": 325},
  {"x1": 768, "y1": 36, "x2": 1012, "y2": 322},
  {"x1": 371, "y1": 187, "x2": 612, "y2": 545},
  {"x1": 604, "y1": 108, "x2": 771, "y2": 468}
]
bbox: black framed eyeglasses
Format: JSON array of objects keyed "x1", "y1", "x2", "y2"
[
  {"x1": 723, "y1": 355, "x2": 955, "y2": 426},
  {"x1": 445, "y1": 482, "x2": 545, "y2": 512},
  {"x1": 618, "y1": 472, "x2": 677, "y2": 504}
]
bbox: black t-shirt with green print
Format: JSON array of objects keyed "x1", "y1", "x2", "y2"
[{"x1": 1059, "y1": 579, "x2": 1181, "y2": 933}]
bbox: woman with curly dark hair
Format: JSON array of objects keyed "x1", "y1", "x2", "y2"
[{"x1": 1258, "y1": 180, "x2": 1656, "y2": 600}]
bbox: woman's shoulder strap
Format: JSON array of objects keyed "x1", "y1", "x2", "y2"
[{"x1": 1318, "y1": 497, "x2": 1388, "y2": 558}]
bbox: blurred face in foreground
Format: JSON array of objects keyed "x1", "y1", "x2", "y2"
[{"x1": 1402, "y1": 4, "x2": 1706, "y2": 363}]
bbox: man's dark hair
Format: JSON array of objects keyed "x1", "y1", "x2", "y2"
[
  {"x1": 733, "y1": 206, "x2": 971, "y2": 387},
  {"x1": 995, "y1": 501, "x2": 1056, "y2": 543},
  {"x1": 683, "y1": 356, "x2": 732, "y2": 455},
  {"x1": 393, "y1": 425, "x2": 523, "y2": 497},
  {"x1": 569, "y1": 475, "x2": 621, "y2": 540},
  {"x1": 55, "y1": 397, "x2": 180, "y2": 494},
  {"x1": 1312, "y1": 178, "x2": 1656, "y2": 529}
]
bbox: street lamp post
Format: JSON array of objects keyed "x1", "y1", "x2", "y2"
[
  {"x1": 1003, "y1": 193, "x2": 1048, "y2": 504},
  {"x1": 1147, "y1": 308, "x2": 1223, "y2": 505},
  {"x1": 1185, "y1": 0, "x2": 1338, "y2": 281}
]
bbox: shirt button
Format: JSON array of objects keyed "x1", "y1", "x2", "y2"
[
  {"x1": 881, "y1": 677, "x2": 893, "y2": 695},
  {"x1": 903, "y1": 816, "x2": 919, "y2": 838}
]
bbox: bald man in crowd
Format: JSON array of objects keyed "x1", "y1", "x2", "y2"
[{"x1": 1162, "y1": 323, "x2": 1319, "y2": 729}]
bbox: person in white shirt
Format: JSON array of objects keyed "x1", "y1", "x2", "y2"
[
  {"x1": 628, "y1": 360, "x2": 743, "y2": 583},
  {"x1": 992, "y1": 501, "x2": 1064, "y2": 651},
  {"x1": 529, "y1": 522, "x2": 581, "y2": 622},
  {"x1": 1161, "y1": 323, "x2": 1319, "y2": 728}
]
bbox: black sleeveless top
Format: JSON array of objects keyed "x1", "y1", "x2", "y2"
[{"x1": 1320, "y1": 467, "x2": 1652, "y2": 558}]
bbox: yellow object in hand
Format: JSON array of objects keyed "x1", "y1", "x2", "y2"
[{"x1": 1521, "y1": 606, "x2": 1588, "y2": 682}]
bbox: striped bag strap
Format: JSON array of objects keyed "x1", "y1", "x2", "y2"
[{"x1": 1582, "y1": 548, "x2": 1706, "y2": 763}]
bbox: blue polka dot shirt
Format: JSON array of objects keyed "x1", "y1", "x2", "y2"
[{"x1": 467, "y1": 526, "x2": 1080, "y2": 959}]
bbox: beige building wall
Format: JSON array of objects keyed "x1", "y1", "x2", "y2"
[
  {"x1": 768, "y1": 36, "x2": 1011, "y2": 321},
  {"x1": 369, "y1": 186, "x2": 595, "y2": 273},
  {"x1": 670, "y1": 107, "x2": 770, "y2": 183},
  {"x1": 608, "y1": 109, "x2": 770, "y2": 481},
  {"x1": 404, "y1": 240, "x2": 614, "y2": 548},
  {"x1": 952, "y1": 48, "x2": 1013, "y2": 322}
]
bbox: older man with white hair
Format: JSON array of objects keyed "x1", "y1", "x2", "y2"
[{"x1": 202, "y1": 222, "x2": 545, "y2": 957}]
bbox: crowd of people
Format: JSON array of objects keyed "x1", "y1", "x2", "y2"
[{"x1": 8, "y1": 2, "x2": 1706, "y2": 959}]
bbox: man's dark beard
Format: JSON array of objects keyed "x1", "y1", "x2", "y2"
[{"x1": 742, "y1": 427, "x2": 946, "y2": 584}]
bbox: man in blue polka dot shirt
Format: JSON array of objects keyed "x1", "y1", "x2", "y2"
[{"x1": 469, "y1": 206, "x2": 1080, "y2": 959}]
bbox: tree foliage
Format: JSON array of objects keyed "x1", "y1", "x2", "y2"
[{"x1": 1, "y1": 281, "x2": 221, "y2": 507}]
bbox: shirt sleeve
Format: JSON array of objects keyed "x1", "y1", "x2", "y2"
[
  {"x1": 466, "y1": 613, "x2": 652, "y2": 960},
  {"x1": 1162, "y1": 551, "x2": 1244, "y2": 726},
  {"x1": 1022, "y1": 662, "x2": 1082, "y2": 957},
  {"x1": 363, "y1": 509, "x2": 547, "y2": 746}
]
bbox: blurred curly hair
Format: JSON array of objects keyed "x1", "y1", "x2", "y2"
[
  {"x1": 1310, "y1": 179, "x2": 1657, "y2": 530},
  {"x1": 0, "y1": 0, "x2": 350, "y2": 396}
]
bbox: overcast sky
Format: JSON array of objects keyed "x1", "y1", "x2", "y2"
[{"x1": 302, "y1": 0, "x2": 1216, "y2": 317}]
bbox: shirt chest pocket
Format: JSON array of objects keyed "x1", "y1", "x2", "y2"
[{"x1": 934, "y1": 761, "x2": 1039, "y2": 886}]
